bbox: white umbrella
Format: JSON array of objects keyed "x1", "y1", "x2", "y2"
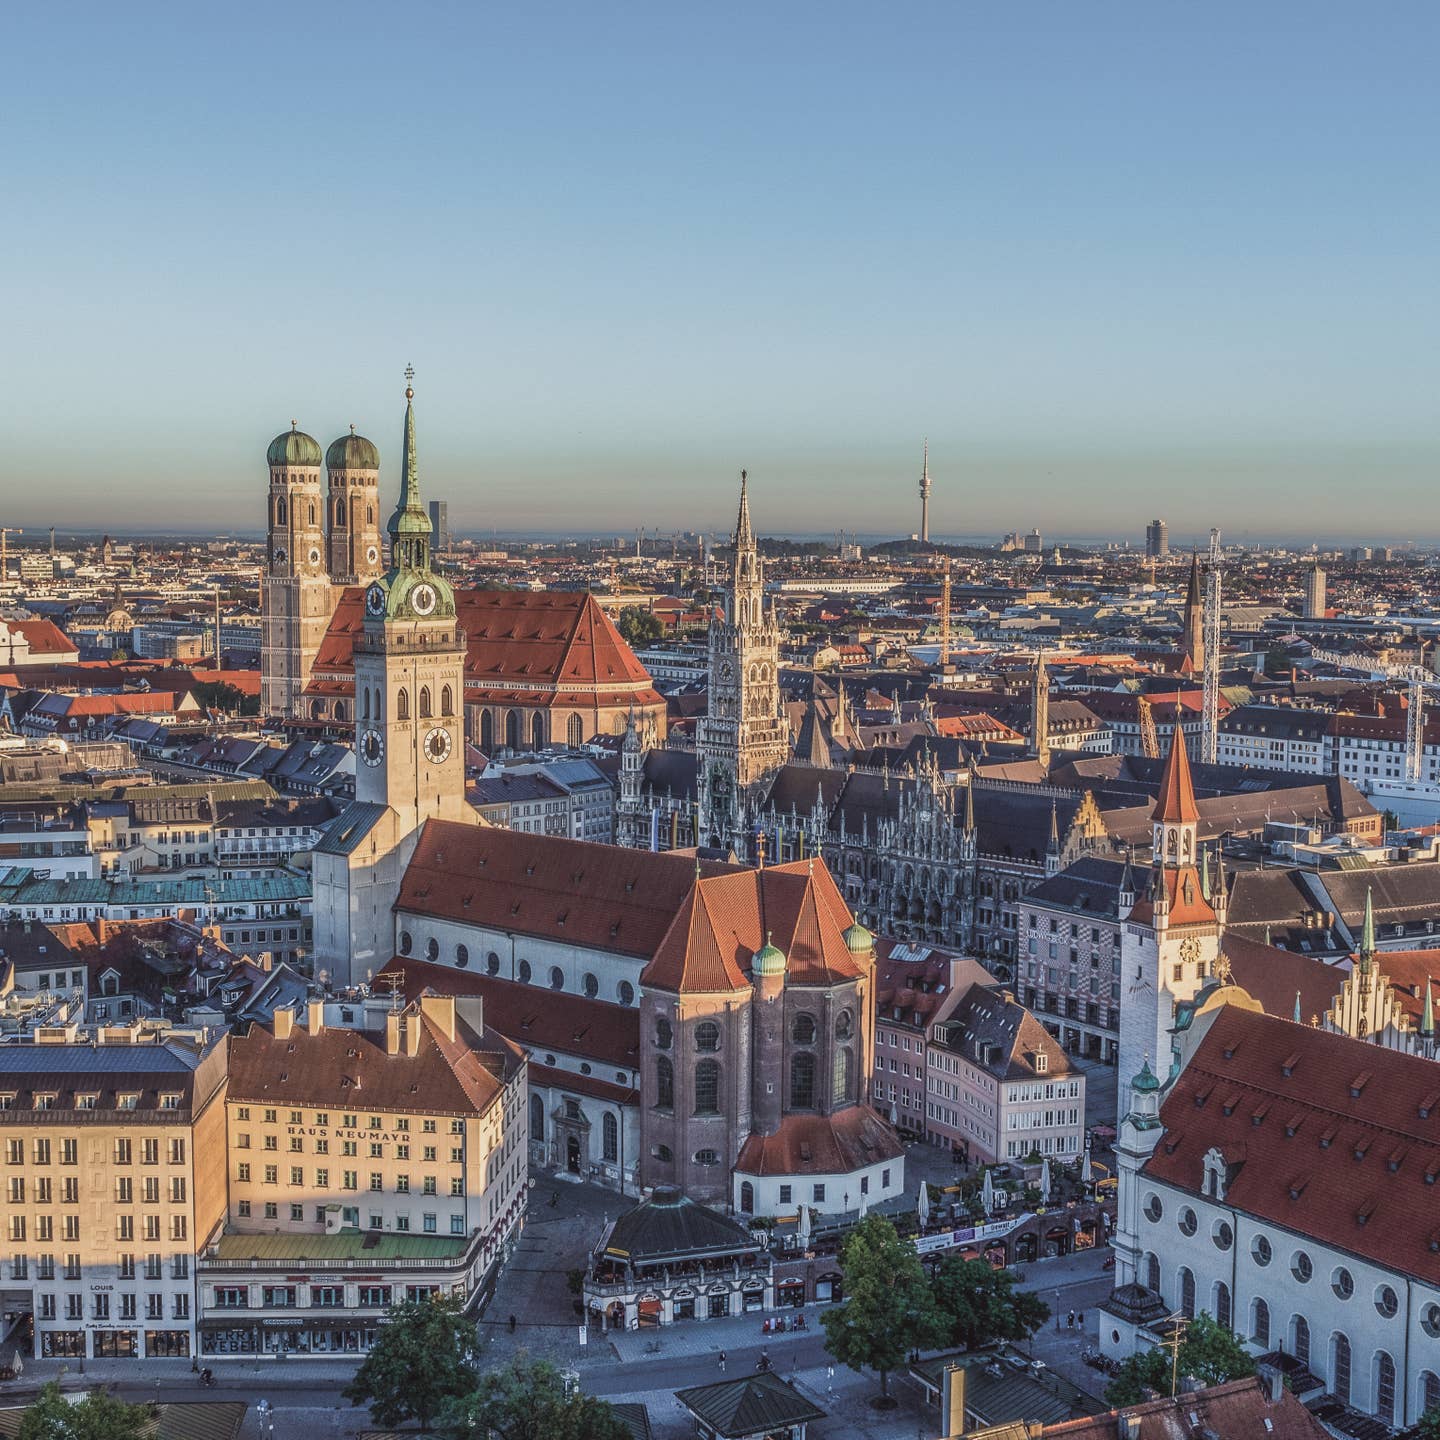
[
  {"x1": 858, "y1": 1190, "x2": 869, "y2": 1218},
  {"x1": 917, "y1": 1180, "x2": 931, "y2": 1229},
  {"x1": 1041, "y1": 1157, "x2": 1052, "y2": 1202},
  {"x1": 1081, "y1": 1149, "x2": 1094, "y2": 1186},
  {"x1": 797, "y1": 1204, "x2": 811, "y2": 1247},
  {"x1": 981, "y1": 1168, "x2": 995, "y2": 1213}
]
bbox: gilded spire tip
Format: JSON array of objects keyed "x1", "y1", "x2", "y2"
[{"x1": 404, "y1": 363, "x2": 415, "y2": 401}]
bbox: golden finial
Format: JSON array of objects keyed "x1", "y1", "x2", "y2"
[
  {"x1": 404, "y1": 363, "x2": 415, "y2": 401},
  {"x1": 349, "y1": 423, "x2": 356, "y2": 435},
  {"x1": 290, "y1": 419, "x2": 297, "y2": 431}
]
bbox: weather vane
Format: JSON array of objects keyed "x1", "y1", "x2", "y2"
[{"x1": 404, "y1": 363, "x2": 415, "y2": 400}]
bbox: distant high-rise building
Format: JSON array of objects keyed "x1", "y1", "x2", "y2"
[
  {"x1": 1303, "y1": 564, "x2": 1327, "y2": 619},
  {"x1": 918, "y1": 440, "x2": 932, "y2": 544},
  {"x1": 428, "y1": 499, "x2": 450, "y2": 550},
  {"x1": 1145, "y1": 518, "x2": 1169, "y2": 559},
  {"x1": 1021, "y1": 528, "x2": 1043, "y2": 553}
]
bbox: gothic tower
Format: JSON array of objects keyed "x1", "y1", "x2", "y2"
[
  {"x1": 1115, "y1": 720, "x2": 1221, "y2": 1121},
  {"x1": 696, "y1": 471, "x2": 789, "y2": 849},
  {"x1": 1180, "y1": 552, "x2": 1203, "y2": 670},
  {"x1": 352, "y1": 372, "x2": 469, "y2": 833},
  {"x1": 260, "y1": 423, "x2": 334, "y2": 718},
  {"x1": 1029, "y1": 652, "x2": 1051, "y2": 767},
  {"x1": 326, "y1": 427, "x2": 385, "y2": 585}
]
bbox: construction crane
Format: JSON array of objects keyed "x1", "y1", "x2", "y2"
[
  {"x1": 1201, "y1": 528, "x2": 1222, "y2": 764},
  {"x1": 938, "y1": 558, "x2": 952, "y2": 667},
  {"x1": 1137, "y1": 695, "x2": 1160, "y2": 759},
  {"x1": 0, "y1": 528, "x2": 21, "y2": 585},
  {"x1": 1307, "y1": 646, "x2": 1436, "y2": 783}
]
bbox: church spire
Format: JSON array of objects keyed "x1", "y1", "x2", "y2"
[
  {"x1": 388, "y1": 365, "x2": 433, "y2": 572},
  {"x1": 1358, "y1": 885, "x2": 1375, "y2": 968},
  {"x1": 734, "y1": 468, "x2": 754, "y2": 556},
  {"x1": 1152, "y1": 713, "x2": 1199, "y2": 826},
  {"x1": 1422, "y1": 978, "x2": 1435, "y2": 1040}
]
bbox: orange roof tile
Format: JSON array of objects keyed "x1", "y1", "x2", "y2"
[{"x1": 1151, "y1": 718, "x2": 1199, "y2": 824}]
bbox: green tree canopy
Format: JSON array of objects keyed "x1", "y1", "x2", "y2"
[
  {"x1": 1104, "y1": 1312, "x2": 1255, "y2": 1408},
  {"x1": 437, "y1": 1356, "x2": 630, "y2": 1440},
  {"x1": 16, "y1": 1383, "x2": 148, "y2": 1440},
  {"x1": 821, "y1": 1214, "x2": 946, "y2": 1402},
  {"x1": 342, "y1": 1294, "x2": 478, "y2": 1429},
  {"x1": 928, "y1": 1255, "x2": 1050, "y2": 1351},
  {"x1": 616, "y1": 606, "x2": 664, "y2": 648},
  {"x1": 1416, "y1": 1405, "x2": 1440, "y2": 1440}
]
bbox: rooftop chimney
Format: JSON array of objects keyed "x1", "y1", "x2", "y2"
[
  {"x1": 273, "y1": 1006, "x2": 294, "y2": 1041},
  {"x1": 385, "y1": 1010, "x2": 400, "y2": 1056},
  {"x1": 405, "y1": 1009, "x2": 422, "y2": 1056},
  {"x1": 420, "y1": 993, "x2": 456, "y2": 1044},
  {"x1": 307, "y1": 999, "x2": 324, "y2": 1036}
]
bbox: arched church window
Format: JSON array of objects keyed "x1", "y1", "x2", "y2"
[
  {"x1": 399, "y1": 931, "x2": 413, "y2": 955},
  {"x1": 655, "y1": 1057, "x2": 674, "y2": 1109},
  {"x1": 486, "y1": 951, "x2": 500, "y2": 976},
  {"x1": 1291, "y1": 1314, "x2": 1310, "y2": 1366},
  {"x1": 419, "y1": 687, "x2": 432, "y2": 719},
  {"x1": 1330, "y1": 1332, "x2": 1351, "y2": 1404},
  {"x1": 1252, "y1": 1298, "x2": 1270, "y2": 1348},
  {"x1": 532, "y1": 713, "x2": 546, "y2": 750},
  {"x1": 833, "y1": 1047, "x2": 852, "y2": 1104},
  {"x1": 335, "y1": 498, "x2": 344, "y2": 523},
  {"x1": 790, "y1": 1052, "x2": 816, "y2": 1109},
  {"x1": 368, "y1": 505, "x2": 374, "y2": 524},
  {"x1": 455, "y1": 944, "x2": 468, "y2": 968},
  {"x1": 397, "y1": 688, "x2": 410, "y2": 721},
  {"x1": 362, "y1": 689, "x2": 370, "y2": 722},
  {"x1": 567, "y1": 714, "x2": 583, "y2": 747},
  {"x1": 441, "y1": 685, "x2": 453, "y2": 717},
  {"x1": 426, "y1": 937, "x2": 439, "y2": 962},
  {"x1": 276, "y1": 496, "x2": 287, "y2": 526},
  {"x1": 655, "y1": 1017, "x2": 673, "y2": 1050},
  {"x1": 694, "y1": 1060, "x2": 720, "y2": 1115},
  {"x1": 1374, "y1": 1352, "x2": 1396, "y2": 1426},
  {"x1": 602, "y1": 1112, "x2": 618, "y2": 1162},
  {"x1": 333, "y1": 700, "x2": 345, "y2": 722},
  {"x1": 836, "y1": 1010, "x2": 853, "y2": 1040},
  {"x1": 792, "y1": 1014, "x2": 816, "y2": 1045},
  {"x1": 309, "y1": 502, "x2": 316, "y2": 526},
  {"x1": 695, "y1": 1021, "x2": 720, "y2": 1052},
  {"x1": 740, "y1": 1181, "x2": 754, "y2": 1214},
  {"x1": 517, "y1": 959, "x2": 531, "y2": 984},
  {"x1": 1178, "y1": 1266, "x2": 1195, "y2": 1319},
  {"x1": 480, "y1": 710, "x2": 494, "y2": 752},
  {"x1": 505, "y1": 709, "x2": 521, "y2": 750},
  {"x1": 530, "y1": 1093, "x2": 544, "y2": 1142},
  {"x1": 1167, "y1": 828, "x2": 1178, "y2": 858}
]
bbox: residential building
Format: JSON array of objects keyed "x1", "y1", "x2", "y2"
[{"x1": 0, "y1": 1024, "x2": 227, "y2": 1361}]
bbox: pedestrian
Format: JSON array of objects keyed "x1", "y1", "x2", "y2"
[
  {"x1": 508, "y1": 1314, "x2": 517, "y2": 1333},
  {"x1": 1067, "y1": 1309, "x2": 1075, "y2": 1329},
  {"x1": 549, "y1": 1190, "x2": 559, "y2": 1208},
  {"x1": 718, "y1": 1351, "x2": 726, "y2": 1372},
  {"x1": 1078, "y1": 1310, "x2": 1085, "y2": 1327}
]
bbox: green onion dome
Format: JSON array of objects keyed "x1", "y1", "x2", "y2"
[
  {"x1": 753, "y1": 933, "x2": 787, "y2": 978},
  {"x1": 267, "y1": 424, "x2": 323, "y2": 468},
  {"x1": 326, "y1": 427, "x2": 379, "y2": 471}
]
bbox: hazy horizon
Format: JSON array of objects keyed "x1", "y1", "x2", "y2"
[{"x1": 5, "y1": 4, "x2": 1437, "y2": 541}]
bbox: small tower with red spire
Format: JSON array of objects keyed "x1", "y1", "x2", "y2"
[{"x1": 1116, "y1": 720, "x2": 1223, "y2": 1121}]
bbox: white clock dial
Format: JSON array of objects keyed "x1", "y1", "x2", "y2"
[
  {"x1": 308, "y1": 546, "x2": 322, "y2": 566},
  {"x1": 424, "y1": 726, "x2": 452, "y2": 763},
  {"x1": 410, "y1": 583, "x2": 437, "y2": 617},
  {"x1": 360, "y1": 729, "x2": 385, "y2": 766},
  {"x1": 273, "y1": 545, "x2": 288, "y2": 566},
  {"x1": 365, "y1": 544, "x2": 379, "y2": 565},
  {"x1": 365, "y1": 583, "x2": 386, "y2": 617}
]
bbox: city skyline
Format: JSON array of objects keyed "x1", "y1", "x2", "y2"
[{"x1": 4, "y1": 3, "x2": 1438, "y2": 537}]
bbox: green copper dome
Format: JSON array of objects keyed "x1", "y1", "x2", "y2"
[
  {"x1": 843, "y1": 920, "x2": 874, "y2": 955},
  {"x1": 267, "y1": 425, "x2": 322, "y2": 468},
  {"x1": 1131, "y1": 1058, "x2": 1160, "y2": 1093},
  {"x1": 753, "y1": 934, "x2": 787, "y2": 978},
  {"x1": 326, "y1": 430, "x2": 379, "y2": 471}
]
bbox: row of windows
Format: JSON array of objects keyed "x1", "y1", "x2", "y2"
[
  {"x1": 233, "y1": 1108, "x2": 460, "y2": 1133},
  {"x1": 8, "y1": 1213, "x2": 186, "y2": 1242},
  {"x1": 236, "y1": 1134, "x2": 460, "y2": 1163},
  {"x1": 4, "y1": 1137, "x2": 184, "y2": 1165},
  {"x1": 36, "y1": 1292, "x2": 188, "y2": 1321},
  {"x1": 235, "y1": 1164, "x2": 463, "y2": 1195},
  {"x1": 392, "y1": 938, "x2": 639, "y2": 1004},
  {"x1": 230, "y1": 1201, "x2": 466, "y2": 1235},
  {"x1": 9, "y1": 1255, "x2": 185, "y2": 1282},
  {"x1": 8, "y1": 1176, "x2": 184, "y2": 1205},
  {"x1": 361, "y1": 684, "x2": 455, "y2": 723},
  {"x1": 652, "y1": 1049, "x2": 855, "y2": 1113}
]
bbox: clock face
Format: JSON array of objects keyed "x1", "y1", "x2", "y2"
[
  {"x1": 360, "y1": 729, "x2": 384, "y2": 766},
  {"x1": 365, "y1": 544, "x2": 379, "y2": 566},
  {"x1": 1178, "y1": 936, "x2": 1201, "y2": 965},
  {"x1": 718, "y1": 659, "x2": 734, "y2": 682},
  {"x1": 410, "y1": 582, "x2": 437, "y2": 617},
  {"x1": 424, "y1": 726, "x2": 452, "y2": 763},
  {"x1": 273, "y1": 545, "x2": 288, "y2": 566},
  {"x1": 365, "y1": 583, "x2": 386, "y2": 617},
  {"x1": 308, "y1": 546, "x2": 322, "y2": 566}
]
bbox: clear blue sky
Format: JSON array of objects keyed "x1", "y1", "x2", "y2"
[{"x1": 3, "y1": 3, "x2": 1436, "y2": 543}]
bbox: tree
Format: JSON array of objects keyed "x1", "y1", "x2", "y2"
[
  {"x1": 821, "y1": 1214, "x2": 946, "y2": 1405},
  {"x1": 1104, "y1": 1312, "x2": 1255, "y2": 1408},
  {"x1": 616, "y1": 606, "x2": 663, "y2": 648},
  {"x1": 437, "y1": 1356, "x2": 630, "y2": 1440},
  {"x1": 928, "y1": 1255, "x2": 1050, "y2": 1351},
  {"x1": 1417, "y1": 1406, "x2": 1440, "y2": 1440},
  {"x1": 342, "y1": 1294, "x2": 478, "y2": 1430},
  {"x1": 17, "y1": 1383, "x2": 148, "y2": 1440}
]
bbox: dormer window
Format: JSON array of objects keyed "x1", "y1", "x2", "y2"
[
  {"x1": 1035, "y1": 1052, "x2": 1048, "y2": 1075},
  {"x1": 75, "y1": 1095, "x2": 98, "y2": 1111},
  {"x1": 34, "y1": 1094, "x2": 55, "y2": 1111},
  {"x1": 158, "y1": 1094, "x2": 181, "y2": 1111},
  {"x1": 116, "y1": 1094, "x2": 139, "y2": 1111}
]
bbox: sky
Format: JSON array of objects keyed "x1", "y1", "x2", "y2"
[{"x1": 2, "y1": 3, "x2": 1437, "y2": 543}]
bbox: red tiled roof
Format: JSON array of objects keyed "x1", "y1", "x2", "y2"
[
  {"x1": 643, "y1": 860, "x2": 863, "y2": 994},
  {"x1": 1127, "y1": 866, "x2": 1215, "y2": 929},
  {"x1": 1221, "y1": 934, "x2": 1343, "y2": 1024},
  {"x1": 1143, "y1": 1005, "x2": 1440, "y2": 1285},
  {"x1": 1041, "y1": 1376, "x2": 1328, "y2": 1440},
  {"x1": 6, "y1": 620, "x2": 77, "y2": 656},
  {"x1": 307, "y1": 587, "x2": 662, "y2": 708},
  {"x1": 226, "y1": 1001, "x2": 522, "y2": 1116},
  {"x1": 379, "y1": 954, "x2": 640, "y2": 1070},
  {"x1": 734, "y1": 1107, "x2": 902, "y2": 1177},
  {"x1": 397, "y1": 822, "x2": 736, "y2": 959}
]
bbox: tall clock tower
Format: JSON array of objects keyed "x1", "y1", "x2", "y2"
[
  {"x1": 1115, "y1": 720, "x2": 1222, "y2": 1119},
  {"x1": 312, "y1": 371, "x2": 476, "y2": 986},
  {"x1": 696, "y1": 470, "x2": 789, "y2": 850},
  {"x1": 352, "y1": 371, "x2": 469, "y2": 831}
]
